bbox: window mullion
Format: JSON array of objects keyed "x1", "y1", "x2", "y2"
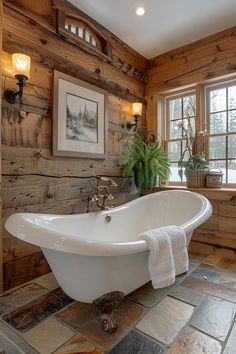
[
  {"x1": 205, "y1": 87, "x2": 210, "y2": 162},
  {"x1": 196, "y1": 84, "x2": 204, "y2": 156},
  {"x1": 165, "y1": 91, "x2": 197, "y2": 183},
  {"x1": 226, "y1": 86, "x2": 229, "y2": 183}
]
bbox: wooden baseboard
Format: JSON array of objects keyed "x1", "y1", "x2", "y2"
[
  {"x1": 3, "y1": 251, "x2": 51, "y2": 292},
  {"x1": 189, "y1": 240, "x2": 236, "y2": 260}
]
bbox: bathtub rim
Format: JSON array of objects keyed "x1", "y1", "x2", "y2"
[{"x1": 5, "y1": 190, "x2": 212, "y2": 257}]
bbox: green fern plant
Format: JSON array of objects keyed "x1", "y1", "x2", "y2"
[{"x1": 123, "y1": 134, "x2": 170, "y2": 190}]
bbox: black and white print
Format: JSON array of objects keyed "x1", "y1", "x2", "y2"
[{"x1": 66, "y1": 93, "x2": 98, "y2": 143}]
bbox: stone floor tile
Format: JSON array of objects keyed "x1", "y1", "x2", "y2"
[
  {"x1": 190, "y1": 296, "x2": 235, "y2": 341},
  {"x1": 2, "y1": 288, "x2": 73, "y2": 332},
  {"x1": 23, "y1": 317, "x2": 74, "y2": 354},
  {"x1": 168, "y1": 285, "x2": 206, "y2": 306},
  {"x1": 223, "y1": 323, "x2": 236, "y2": 354},
  {"x1": 191, "y1": 267, "x2": 236, "y2": 289},
  {"x1": 109, "y1": 329, "x2": 165, "y2": 354},
  {"x1": 56, "y1": 298, "x2": 144, "y2": 352},
  {"x1": 0, "y1": 283, "x2": 48, "y2": 316},
  {"x1": 182, "y1": 276, "x2": 236, "y2": 303},
  {"x1": 34, "y1": 272, "x2": 59, "y2": 291},
  {"x1": 201, "y1": 257, "x2": 236, "y2": 276},
  {"x1": 202, "y1": 255, "x2": 236, "y2": 270},
  {"x1": 128, "y1": 263, "x2": 197, "y2": 309},
  {"x1": 174, "y1": 261, "x2": 201, "y2": 284},
  {"x1": 128, "y1": 281, "x2": 174, "y2": 308},
  {"x1": 0, "y1": 321, "x2": 39, "y2": 354},
  {"x1": 0, "y1": 335, "x2": 26, "y2": 353},
  {"x1": 167, "y1": 326, "x2": 221, "y2": 354},
  {"x1": 54, "y1": 335, "x2": 104, "y2": 354},
  {"x1": 136, "y1": 296, "x2": 194, "y2": 345}
]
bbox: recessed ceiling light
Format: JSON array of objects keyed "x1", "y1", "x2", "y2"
[{"x1": 136, "y1": 7, "x2": 146, "y2": 16}]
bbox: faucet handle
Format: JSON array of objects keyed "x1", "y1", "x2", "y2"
[
  {"x1": 91, "y1": 195, "x2": 99, "y2": 202},
  {"x1": 108, "y1": 194, "x2": 114, "y2": 200}
]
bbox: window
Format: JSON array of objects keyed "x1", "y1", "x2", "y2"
[
  {"x1": 206, "y1": 82, "x2": 236, "y2": 183},
  {"x1": 164, "y1": 79, "x2": 236, "y2": 185},
  {"x1": 64, "y1": 18, "x2": 102, "y2": 50},
  {"x1": 56, "y1": 9, "x2": 112, "y2": 60},
  {"x1": 165, "y1": 92, "x2": 197, "y2": 182}
]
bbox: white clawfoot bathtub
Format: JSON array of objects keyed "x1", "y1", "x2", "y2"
[{"x1": 5, "y1": 190, "x2": 211, "y2": 303}]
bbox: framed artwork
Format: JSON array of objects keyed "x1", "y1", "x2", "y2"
[{"x1": 53, "y1": 71, "x2": 108, "y2": 158}]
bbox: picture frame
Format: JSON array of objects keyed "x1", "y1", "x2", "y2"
[{"x1": 53, "y1": 70, "x2": 108, "y2": 158}]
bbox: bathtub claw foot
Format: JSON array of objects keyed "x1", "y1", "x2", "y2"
[
  {"x1": 93, "y1": 291, "x2": 124, "y2": 334},
  {"x1": 101, "y1": 312, "x2": 118, "y2": 334}
]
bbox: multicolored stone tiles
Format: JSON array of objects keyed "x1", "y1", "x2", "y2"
[{"x1": 0, "y1": 252, "x2": 235, "y2": 353}]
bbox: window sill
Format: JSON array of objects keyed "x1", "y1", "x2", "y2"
[{"x1": 152, "y1": 185, "x2": 236, "y2": 201}]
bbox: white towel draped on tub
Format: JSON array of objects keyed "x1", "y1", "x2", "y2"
[{"x1": 139, "y1": 225, "x2": 189, "y2": 289}]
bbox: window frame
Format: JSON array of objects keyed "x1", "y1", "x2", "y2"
[
  {"x1": 64, "y1": 18, "x2": 102, "y2": 50},
  {"x1": 164, "y1": 89, "x2": 197, "y2": 184},
  {"x1": 163, "y1": 77, "x2": 236, "y2": 187},
  {"x1": 205, "y1": 79, "x2": 236, "y2": 185},
  {"x1": 56, "y1": 10, "x2": 112, "y2": 60}
]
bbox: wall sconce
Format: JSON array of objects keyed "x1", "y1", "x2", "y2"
[
  {"x1": 126, "y1": 102, "x2": 142, "y2": 131},
  {"x1": 4, "y1": 53, "x2": 31, "y2": 104}
]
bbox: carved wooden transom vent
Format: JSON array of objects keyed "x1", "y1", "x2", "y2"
[
  {"x1": 57, "y1": 10, "x2": 112, "y2": 59},
  {"x1": 55, "y1": 8, "x2": 147, "y2": 82},
  {"x1": 65, "y1": 18, "x2": 102, "y2": 50}
]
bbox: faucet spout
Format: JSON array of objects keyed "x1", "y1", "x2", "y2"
[
  {"x1": 99, "y1": 176, "x2": 118, "y2": 187},
  {"x1": 86, "y1": 176, "x2": 118, "y2": 213}
]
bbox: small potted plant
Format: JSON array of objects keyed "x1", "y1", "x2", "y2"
[
  {"x1": 177, "y1": 118, "x2": 209, "y2": 187},
  {"x1": 123, "y1": 134, "x2": 170, "y2": 191}
]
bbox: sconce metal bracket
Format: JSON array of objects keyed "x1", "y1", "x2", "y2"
[
  {"x1": 4, "y1": 75, "x2": 28, "y2": 104},
  {"x1": 126, "y1": 115, "x2": 140, "y2": 131}
]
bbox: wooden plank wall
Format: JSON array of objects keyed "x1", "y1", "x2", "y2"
[
  {"x1": 2, "y1": 0, "x2": 236, "y2": 290},
  {"x1": 190, "y1": 190, "x2": 236, "y2": 260},
  {"x1": 146, "y1": 26, "x2": 236, "y2": 132},
  {"x1": 1, "y1": 0, "x2": 148, "y2": 291},
  {"x1": 147, "y1": 28, "x2": 236, "y2": 258},
  {"x1": 153, "y1": 187, "x2": 236, "y2": 259},
  {"x1": 0, "y1": 0, "x2": 3, "y2": 292}
]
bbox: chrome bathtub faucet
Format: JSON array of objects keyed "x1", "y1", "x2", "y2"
[{"x1": 87, "y1": 176, "x2": 118, "y2": 212}]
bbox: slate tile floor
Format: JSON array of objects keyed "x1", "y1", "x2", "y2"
[{"x1": 0, "y1": 252, "x2": 235, "y2": 353}]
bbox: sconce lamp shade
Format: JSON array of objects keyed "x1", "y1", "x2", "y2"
[
  {"x1": 132, "y1": 102, "x2": 142, "y2": 116},
  {"x1": 4, "y1": 53, "x2": 31, "y2": 104},
  {"x1": 126, "y1": 102, "x2": 142, "y2": 131},
  {"x1": 12, "y1": 53, "x2": 31, "y2": 79}
]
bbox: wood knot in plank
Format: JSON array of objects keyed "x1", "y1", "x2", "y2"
[
  {"x1": 230, "y1": 195, "x2": 236, "y2": 202},
  {"x1": 29, "y1": 19, "x2": 36, "y2": 26},
  {"x1": 40, "y1": 39, "x2": 48, "y2": 45},
  {"x1": 46, "y1": 183, "x2": 54, "y2": 199}
]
